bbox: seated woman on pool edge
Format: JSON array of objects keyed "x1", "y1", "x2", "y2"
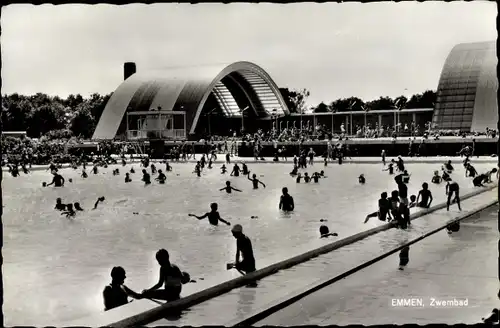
[{"x1": 141, "y1": 249, "x2": 187, "y2": 302}]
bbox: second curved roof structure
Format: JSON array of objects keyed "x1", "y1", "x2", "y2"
[
  {"x1": 432, "y1": 41, "x2": 497, "y2": 132},
  {"x1": 92, "y1": 61, "x2": 290, "y2": 139}
]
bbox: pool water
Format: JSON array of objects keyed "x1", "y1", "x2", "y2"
[{"x1": 2, "y1": 160, "x2": 492, "y2": 325}]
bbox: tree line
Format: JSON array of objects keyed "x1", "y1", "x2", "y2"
[
  {"x1": 278, "y1": 88, "x2": 437, "y2": 114},
  {"x1": 1, "y1": 89, "x2": 436, "y2": 138}
]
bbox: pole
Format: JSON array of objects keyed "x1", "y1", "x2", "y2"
[
  {"x1": 126, "y1": 113, "x2": 129, "y2": 140},
  {"x1": 350, "y1": 112, "x2": 353, "y2": 136},
  {"x1": 208, "y1": 113, "x2": 211, "y2": 136},
  {"x1": 331, "y1": 112, "x2": 334, "y2": 133}
]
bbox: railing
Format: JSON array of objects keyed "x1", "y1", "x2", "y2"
[{"x1": 127, "y1": 129, "x2": 186, "y2": 140}]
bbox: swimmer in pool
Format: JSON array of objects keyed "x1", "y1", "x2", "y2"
[
  {"x1": 295, "y1": 173, "x2": 302, "y2": 183},
  {"x1": 303, "y1": 172, "x2": 311, "y2": 183},
  {"x1": 55, "y1": 198, "x2": 66, "y2": 211},
  {"x1": 165, "y1": 162, "x2": 172, "y2": 172},
  {"x1": 81, "y1": 169, "x2": 88, "y2": 178},
  {"x1": 142, "y1": 169, "x2": 151, "y2": 185},
  {"x1": 319, "y1": 225, "x2": 338, "y2": 238},
  {"x1": 444, "y1": 160, "x2": 454, "y2": 172},
  {"x1": 93, "y1": 196, "x2": 105, "y2": 210},
  {"x1": 248, "y1": 173, "x2": 266, "y2": 189},
  {"x1": 383, "y1": 162, "x2": 395, "y2": 175},
  {"x1": 227, "y1": 224, "x2": 256, "y2": 275},
  {"x1": 319, "y1": 170, "x2": 326, "y2": 177},
  {"x1": 408, "y1": 195, "x2": 417, "y2": 208},
  {"x1": 358, "y1": 174, "x2": 365, "y2": 184},
  {"x1": 193, "y1": 162, "x2": 201, "y2": 177},
  {"x1": 465, "y1": 163, "x2": 478, "y2": 178},
  {"x1": 74, "y1": 202, "x2": 84, "y2": 211},
  {"x1": 312, "y1": 172, "x2": 320, "y2": 183},
  {"x1": 396, "y1": 156, "x2": 405, "y2": 172},
  {"x1": 416, "y1": 183, "x2": 433, "y2": 208},
  {"x1": 46, "y1": 172, "x2": 65, "y2": 187},
  {"x1": 61, "y1": 203, "x2": 76, "y2": 218},
  {"x1": 150, "y1": 164, "x2": 157, "y2": 174},
  {"x1": 279, "y1": 187, "x2": 295, "y2": 212},
  {"x1": 189, "y1": 203, "x2": 231, "y2": 226},
  {"x1": 364, "y1": 192, "x2": 391, "y2": 223},
  {"x1": 401, "y1": 170, "x2": 411, "y2": 183},
  {"x1": 155, "y1": 170, "x2": 166, "y2": 184},
  {"x1": 103, "y1": 266, "x2": 142, "y2": 311},
  {"x1": 242, "y1": 163, "x2": 249, "y2": 175},
  {"x1": 125, "y1": 173, "x2": 132, "y2": 183},
  {"x1": 93, "y1": 165, "x2": 99, "y2": 174},
  {"x1": 220, "y1": 181, "x2": 242, "y2": 194},
  {"x1": 290, "y1": 165, "x2": 298, "y2": 176},
  {"x1": 221, "y1": 165, "x2": 227, "y2": 174},
  {"x1": 130, "y1": 167, "x2": 135, "y2": 174},
  {"x1": 230, "y1": 164, "x2": 241, "y2": 177},
  {"x1": 445, "y1": 179, "x2": 461, "y2": 211},
  {"x1": 431, "y1": 170, "x2": 442, "y2": 184}
]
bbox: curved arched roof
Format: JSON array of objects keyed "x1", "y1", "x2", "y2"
[
  {"x1": 92, "y1": 61, "x2": 289, "y2": 139},
  {"x1": 432, "y1": 41, "x2": 497, "y2": 131}
]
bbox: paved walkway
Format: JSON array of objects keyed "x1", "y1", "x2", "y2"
[{"x1": 255, "y1": 204, "x2": 499, "y2": 326}]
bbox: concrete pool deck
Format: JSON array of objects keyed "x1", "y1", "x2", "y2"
[{"x1": 254, "y1": 204, "x2": 499, "y2": 326}]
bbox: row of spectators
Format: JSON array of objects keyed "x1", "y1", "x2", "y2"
[{"x1": 2, "y1": 125, "x2": 497, "y2": 166}]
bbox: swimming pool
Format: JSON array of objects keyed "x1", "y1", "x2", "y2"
[{"x1": 2, "y1": 160, "x2": 493, "y2": 325}]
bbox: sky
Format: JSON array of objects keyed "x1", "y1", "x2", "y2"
[{"x1": 1, "y1": 2, "x2": 497, "y2": 106}]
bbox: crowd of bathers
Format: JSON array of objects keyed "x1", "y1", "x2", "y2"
[{"x1": 6, "y1": 144, "x2": 499, "y2": 313}]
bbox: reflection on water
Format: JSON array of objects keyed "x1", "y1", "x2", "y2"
[{"x1": 2, "y1": 162, "x2": 491, "y2": 325}]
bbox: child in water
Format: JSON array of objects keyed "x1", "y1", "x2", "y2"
[
  {"x1": 431, "y1": 170, "x2": 442, "y2": 184},
  {"x1": 408, "y1": 195, "x2": 417, "y2": 208},
  {"x1": 319, "y1": 225, "x2": 338, "y2": 238},
  {"x1": 295, "y1": 173, "x2": 302, "y2": 183},
  {"x1": 188, "y1": 203, "x2": 231, "y2": 226},
  {"x1": 74, "y1": 202, "x2": 84, "y2": 211},
  {"x1": 248, "y1": 173, "x2": 266, "y2": 189},
  {"x1": 142, "y1": 169, "x2": 151, "y2": 185},
  {"x1": 125, "y1": 173, "x2": 132, "y2": 183},
  {"x1": 93, "y1": 196, "x2": 105, "y2": 209},
  {"x1": 61, "y1": 203, "x2": 76, "y2": 218},
  {"x1": 220, "y1": 181, "x2": 242, "y2": 194},
  {"x1": 155, "y1": 170, "x2": 167, "y2": 184},
  {"x1": 303, "y1": 172, "x2": 311, "y2": 183},
  {"x1": 103, "y1": 266, "x2": 142, "y2": 311},
  {"x1": 55, "y1": 198, "x2": 66, "y2": 211},
  {"x1": 358, "y1": 174, "x2": 366, "y2": 184},
  {"x1": 279, "y1": 187, "x2": 295, "y2": 212},
  {"x1": 221, "y1": 164, "x2": 227, "y2": 174},
  {"x1": 383, "y1": 162, "x2": 395, "y2": 175}
]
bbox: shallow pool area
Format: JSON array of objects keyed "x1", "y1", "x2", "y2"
[{"x1": 2, "y1": 160, "x2": 494, "y2": 325}]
